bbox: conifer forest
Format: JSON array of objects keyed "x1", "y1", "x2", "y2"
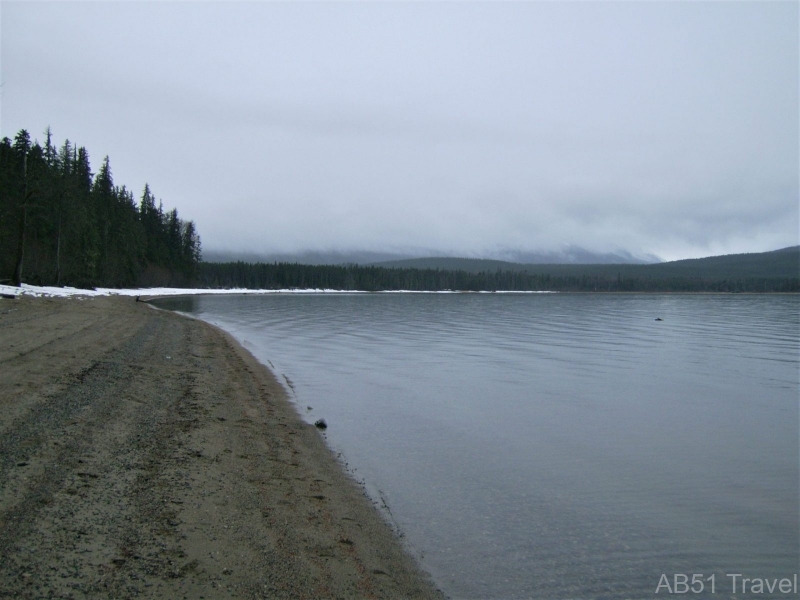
[{"x1": 0, "y1": 128, "x2": 201, "y2": 288}]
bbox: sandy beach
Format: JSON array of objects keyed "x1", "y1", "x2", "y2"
[{"x1": 0, "y1": 295, "x2": 443, "y2": 599}]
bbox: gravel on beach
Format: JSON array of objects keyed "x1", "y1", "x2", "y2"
[{"x1": 0, "y1": 295, "x2": 443, "y2": 599}]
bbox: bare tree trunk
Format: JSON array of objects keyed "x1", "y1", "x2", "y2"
[
  {"x1": 55, "y1": 203, "x2": 62, "y2": 286},
  {"x1": 11, "y1": 205, "x2": 26, "y2": 287},
  {"x1": 11, "y1": 155, "x2": 27, "y2": 287}
]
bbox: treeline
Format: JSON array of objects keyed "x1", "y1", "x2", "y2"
[
  {"x1": 198, "y1": 261, "x2": 799, "y2": 293},
  {"x1": 0, "y1": 128, "x2": 201, "y2": 288}
]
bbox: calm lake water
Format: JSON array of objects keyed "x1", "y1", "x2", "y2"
[{"x1": 155, "y1": 293, "x2": 799, "y2": 599}]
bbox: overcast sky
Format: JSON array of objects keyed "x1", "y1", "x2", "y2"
[{"x1": 2, "y1": 1, "x2": 797, "y2": 261}]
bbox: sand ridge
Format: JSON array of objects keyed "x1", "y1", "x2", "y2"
[{"x1": 0, "y1": 295, "x2": 443, "y2": 599}]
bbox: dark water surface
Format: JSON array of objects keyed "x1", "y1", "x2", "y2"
[{"x1": 155, "y1": 293, "x2": 799, "y2": 599}]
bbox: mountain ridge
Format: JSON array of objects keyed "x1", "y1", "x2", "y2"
[
  {"x1": 370, "y1": 246, "x2": 799, "y2": 280},
  {"x1": 201, "y1": 246, "x2": 660, "y2": 266}
]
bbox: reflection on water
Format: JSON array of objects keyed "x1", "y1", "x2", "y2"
[{"x1": 154, "y1": 293, "x2": 800, "y2": 599}]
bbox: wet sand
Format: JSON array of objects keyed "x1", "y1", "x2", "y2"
[{"x1": 0, "y1": 295, "x2": 443, "y2": 599}]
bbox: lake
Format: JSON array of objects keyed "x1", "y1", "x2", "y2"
[{"x1": 154, "y1": 293, "x2": 799, "y2": 599}]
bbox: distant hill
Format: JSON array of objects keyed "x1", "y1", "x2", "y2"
[
  {"x1": 203, "y1": 246, "x2": 659, "y2": 266},
  {"x1": 640, "y1": 246, "x2": 799, "y2": 280},
  {"x1": 371, "y1": 257, "x2": 537, "y2": 272},
  {"x1": 489, "y1": 247, "x2": 660, "y2": 265},
  {"x1": 372, "y1": 246, "x2": 799, "y2": 280},
  {"x1": 527, "y1": 246, "x2": 799, "y2": 281},
  {"x1": 202, "y1": 249, "x2": 408, "y2": 265}
]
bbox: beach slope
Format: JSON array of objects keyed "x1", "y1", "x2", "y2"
[{"x1": 0, "y1": 295, "x2": 442, "y2": 599}]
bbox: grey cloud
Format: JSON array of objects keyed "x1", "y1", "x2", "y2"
[{"x1": 2, "y1": 1, "x2": 797, "y2": 262}]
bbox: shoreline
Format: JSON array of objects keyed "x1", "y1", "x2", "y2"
[
  {"x1": 4, "y1": 283, "x2": 797, "y2": 303},
  {"x1": 0, "y1": 295, "x2": 443, "y2": 599}
]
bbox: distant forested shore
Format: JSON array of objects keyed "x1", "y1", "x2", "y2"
[
  {"x1": 2, "y1": 128, "x2": 796, "y2": 293},
  {"x1": 199, "y1": 246, "x2": 799, "y2": 293},
  {"x1": 0, "y1": 128, "x2": 201, "y2": 288}
]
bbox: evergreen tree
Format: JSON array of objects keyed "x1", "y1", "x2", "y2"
[
  {"x1": 139, "y1": 183, "x2": 162, "y2": 263},
  {"x1": 10, "y1": 130, "x2": 33, "y2": 285},
  {"x1": 0, "y1": 137, "x2": 15, "y2": 280},
  {"x1": 181, "y1": 219, "x2": 201, "y2": 275},
  {"x1": 44, "y1": 126, "x2": 56, "y2": 167},
  {"x1": 92, "y1": 156, "x2": 114, "y2": 282}
]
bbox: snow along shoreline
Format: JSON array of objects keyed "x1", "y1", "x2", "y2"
[{"x1": 1, "y1": 283, "x2": 556, "y2": 299}]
